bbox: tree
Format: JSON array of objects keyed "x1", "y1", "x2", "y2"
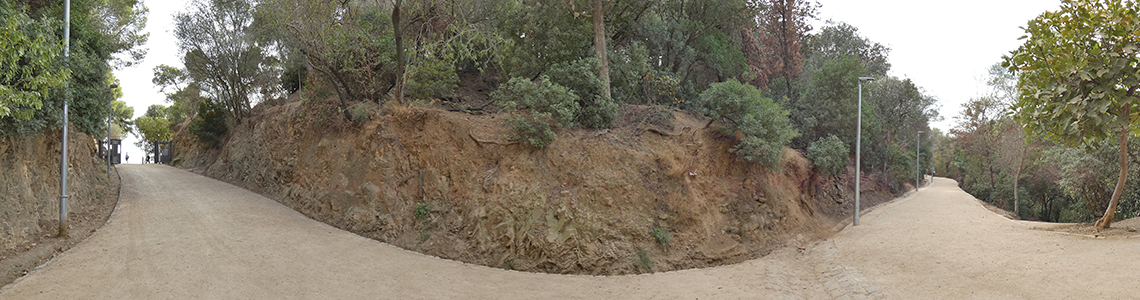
[
  {"x1": 697, "y1": 78, "x2": 798, "y2": 168},
  {"x1": 757, "y1": 0, "x2": 818, "y2": 93},
  {"x1": 175, "y1": 0, "x2": 276, "y2": 122},
  {"x1": 1004, "y1": 0, "x2": 1140, "y2": 229},
  {"x1": 0, "y1": 2, "x2": 68, "y2": 121},
  {"x1": 2, "y1": 0, "x2": 146, "y2": 136},
  {"x1": 592, "y1": 0, "x2": 610, "y2": 98},
  {"x1": 134, "y1": 104, "x2": 173, "y2": 154},
  {"x1": 392, "y1": 0, "x2": 405, "y2": 104}
]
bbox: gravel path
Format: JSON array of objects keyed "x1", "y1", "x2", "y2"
[{"x1": 1, "y1": 165, "x2": 1135, "y2": 299}]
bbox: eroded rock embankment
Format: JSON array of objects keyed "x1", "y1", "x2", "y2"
[
  {"x1": 1, "y1": 130, "x2": 119, "y2": 285},
  {"x1": 175, "y1": 102, "x2": 893, "y2": 275}
]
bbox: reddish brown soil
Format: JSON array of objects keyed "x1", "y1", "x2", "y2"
[{"x1": 173, "y1": 98, "x2": 897, "y2": 275}]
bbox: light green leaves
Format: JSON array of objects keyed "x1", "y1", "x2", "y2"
[
  {"x1": 1004, "y1": 0, "x2": 1140, "y2": 146},
  {"x1": 0, "y1": 5, "x2": 67, "y2": 121}
]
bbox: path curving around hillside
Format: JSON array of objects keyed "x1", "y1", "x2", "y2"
[{"x1": 1, "y1": 165, "x2": 1136, "y2": 299}]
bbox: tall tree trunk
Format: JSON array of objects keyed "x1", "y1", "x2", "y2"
[
  {"x1": 1013, "y1": 149, "x2": 1025, "y2": 219},
  {"x1": 1095, "y1": 104, "x2": 1132, "y2": 230},
  {"x1": 592, "y1": 0, "x2": 610, "y2": 98},
  {"x1": 393, "y1": 0, "x2": 405, "y2": 104}
]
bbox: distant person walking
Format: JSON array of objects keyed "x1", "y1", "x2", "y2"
[{"x1": 145, "y1": 154, "x2": 150, "y2": 164}]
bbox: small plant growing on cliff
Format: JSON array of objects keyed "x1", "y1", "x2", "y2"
[
  {"x1": 505, "y1": 113, "x2": 556, "y2": 148},
  {"x1": 651, "y1": 227, "x2": 671, "y2": 246},
  {"x1": 413, "y1": 202, "x2": 432, "y2": 222},
  {"x1": 636, "y1": 248, "x2": 653, "y2": 272}
]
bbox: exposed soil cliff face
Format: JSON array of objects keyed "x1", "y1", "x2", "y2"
[
  {"x1": 1, "y1": 130, "x2": 112, "y2": 251},
  {"x1": 175, "y1": 101, "x2": 892, "y2": 275},
  {"x1": 1, "y1": 130, "x2": 120, "y2": 285}
]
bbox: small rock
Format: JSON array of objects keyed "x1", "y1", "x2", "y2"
[{"x1": 658, "y1": 213, "x2": 669, "y2": 220}]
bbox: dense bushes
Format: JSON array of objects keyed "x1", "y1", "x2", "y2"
[
  {"x1": 491, "y1": 60, "x2": 620, "y2": 148},
  {"x1": 491, "y1": 76, "x2": 578, "y2": 148},
  {"x1": 546, "y1": 58, "x2": 617, "y2": 129},
  {"x1": 807, "y1": 135, "x2": 848, "y2": 178},
  {"x1": 188, "y1": 101, "x2": 229, "y2": 147},
  {"x1": 406, "y1": 59, "x2": 459, "y2": 99},
  {"x1": 696, "y1": 79, "x2": 798, "y2": 168}
]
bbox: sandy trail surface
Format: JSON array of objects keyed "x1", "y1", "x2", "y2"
[{"x1": 2, "y1": 165, "x2": 1136, "y2": 299}]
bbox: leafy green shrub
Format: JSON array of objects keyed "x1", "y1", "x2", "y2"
[
  {"x1": 493, "y1": 76, "x2": 579, "y2": 126},
  {"x1": 651, "y1": 227, "x2": 671, "y2": 246},
  {"x1": 493, "y1": 76, "x2": 578, "y2": 148},
  {"x1": 188, "y1": 101, "x2": 228, "y2": 147},
  {"x1": 697, "y1": 79, "x2": 799, "y2": 168},
  {"x1": 406, "y1": 59, "x2": 459, "y2": 99},
  {"x1": 807, "y1": 135, "x2": 849, "y2": 178},
  {"x1": 547, "y1": 58, "x2": 617, "y2": 129},
  {"x1": 506, "y1": 112, "x2": 557, "y2": 148}
]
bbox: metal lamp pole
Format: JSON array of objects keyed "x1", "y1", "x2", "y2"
[
  {"x1": 916, "y1": 130, "x2": 924, "y2": 190},
  {"x1": 59, "y1": 0, "x2": 71, "y2": 237},
  {"x1": 107, "y1": 84, "x2": 117, "y2": 174},
  {"x1": 855, "y1": 77, "x2": 874, "y2": 226}
]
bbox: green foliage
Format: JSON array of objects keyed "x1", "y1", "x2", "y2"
[
  {"x1": 176, "y1": 0, "x2": 278, "y2": 121},
  {"x1": 189, "y1": 101, "x2": 228, "y2": 147},
  {"x1": 807, "y1": 135, "x2": 848, "y2": 178},
  {"x1": 134, "y1": 104, "x2": 175, "y2": 153},
  {"x1": 697, "y1": 79, "x2": 798, "y2": 168},
  {"x1": 135, "y1": 116, "x2": 172, "y2": 143},
  {"x1": 493, "y1": 76, "x2": 580, "y2": 127},
  {"x1": 495, "y1": 1, "x2": 594, "y2": 79},
  {"x1": 651, "y1": 227, "x2": 671, "y2": 246},
  {"x1": 413, "y1": 202, "x2": 432, "y2": 222},
  {"x1": 1004, "y1": 0, "x2": 1140, "y2": 145},
  {"x1": 0, "y1": 0, "x2": 142, "y2": 137},
  {"x1": 0, "y1": 3, "x2": 67, "y2": 121},
  {"x1": 505, "y1": 112, "x2": 556, "y2": 148},
  {"x1": 1004, "y1": 0, "x2": 1140, "y2": 227},
  {"x1": 406, "y1": 59, "x2": 459, "y2": 99},
  {"x1": 280, "y1": 63, "x2": 306, "y2": 95},
  {"x1": 786, "y1": 56, "x2": 864, "y2": 149},
  {"x1": 546, "y1": 58, "x2": 616, "y2": 129}
]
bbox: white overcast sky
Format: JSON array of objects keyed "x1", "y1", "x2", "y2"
[{"x1": 112, "y1": 0, "x2": 1063, "y2": 161}]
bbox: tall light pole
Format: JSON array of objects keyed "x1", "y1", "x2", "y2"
[
  {"x1": 107, "y1": 84, "x2": 117, "y2": 174},
  {"x1": 916, "y1": 130, "x2": 924, "y2": 190},
  {"x1": 59, "y1": 0, "x2": 71, "y2": 237},
  {"x1": 855, "y1": 76, "x2": 874, "y2": 226}
]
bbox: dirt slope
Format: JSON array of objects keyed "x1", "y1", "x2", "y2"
[
  {"x1": 0, "y1": 130, "x2": 120, "y2": 285},
  {"x1": 174, "y1": 101, "x2": 896, "y2": 275},
  {"x1": 0, "y1": 165, "x2": 859, "y2": 299}
]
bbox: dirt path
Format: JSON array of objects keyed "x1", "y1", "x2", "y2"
[
  {"x1": 1, "y1": 166, "x2": 1135, "y2": 299},
  {"x1": 829, "y1": 177, "x2": 1140, "y2": 299}
]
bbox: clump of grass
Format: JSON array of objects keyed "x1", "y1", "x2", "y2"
[
  {"x1": 652, "y1": 227, "x2": 671, "y2": 246},
  {"x1": 413, "y1": 202, "x2": 432, "y2": 222},
  {"x1": 636, "y1": 248, "x2": 653, "y2": 272}
]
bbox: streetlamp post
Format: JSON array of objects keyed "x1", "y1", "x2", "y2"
[
  {"x1": 107, "y1": 84, "x2": 117, "y2": 174},
  {"x1": 916, "y1": 130, "x2": 924, "y2": 190},
  {"x1": 855, "y1": 76, "x2": 874, "y2": 226},
  {"x1": 59, "y1": 0, "x2": 71, "y2": 237}
]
